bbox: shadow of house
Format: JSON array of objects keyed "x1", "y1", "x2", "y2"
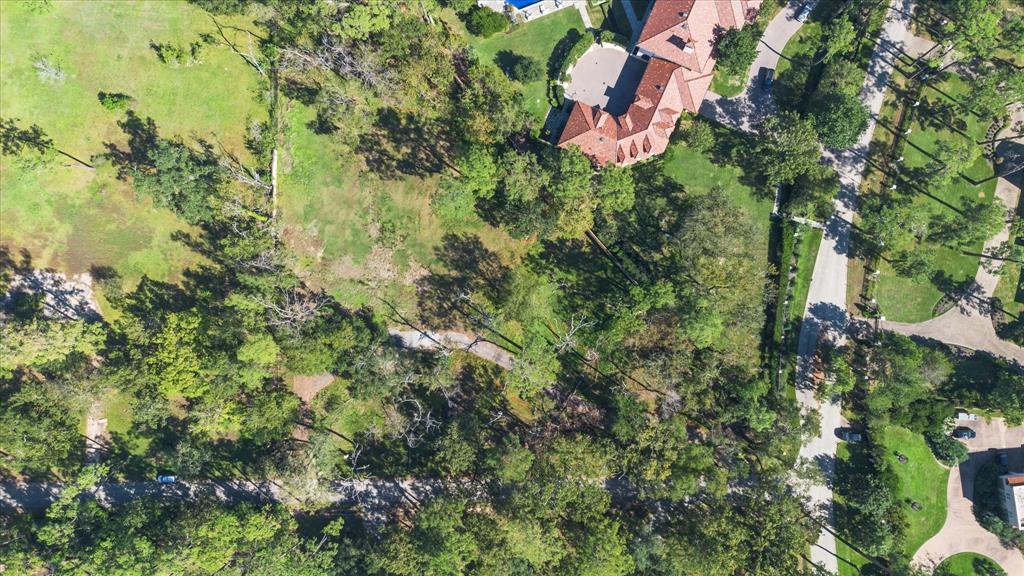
[{"x1": 601, "y1": 56, "x2": 647, "y2": 116}]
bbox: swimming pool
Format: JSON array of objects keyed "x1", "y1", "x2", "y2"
[{"x1": 507, "y1": 0, "x2": 541, "y2": 8}]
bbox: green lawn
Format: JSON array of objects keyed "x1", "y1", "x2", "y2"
[
  {"x1": 790, "y1": 227, "x2": 823, "y2": 325},
  {"x1": 278, "y1": 103, "x2": 525, "y2": 314},
  {"x1": 874, "y1": 73, "x2": 997, "y2": 322},
  {"x1": 662, "y1": 134, "x2": 773, "y2": 263},
  {"x1": 279, "y1": 103, "x2": 439, "y2": 311},
  {"x1": 935, "y1": 552, "x2": 1005, "y2": 576},
  {"x1": 994, "y1": 259, "x2": 1024, "y2": 317},
  {"x1": 877, "y1": 426, "x2": 949, "y2": 556},
  {"x1": 0, "y1": 0, "x2": 264, "y2": 285},
  {"x1": 710, "y1": 69, "x2": 747, "y2": 98},
  {"x1": 469, "y1": 8, "x2": 586, "y2": 124}
]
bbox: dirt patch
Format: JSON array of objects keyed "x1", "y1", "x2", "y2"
[
  {"x1": 291, "y1": 373, "x2": 335, "y2": 404},
  {"x1": 3, "y1": 269, "x2": 100, "y2": 320}
]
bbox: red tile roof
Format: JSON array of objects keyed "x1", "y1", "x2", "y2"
[
  {"x1": 557, "y1": 0, "x2": 762, "y2": 166},
  {"x1": 638, "y1": 0, "x2": 697, "y2": 43}
]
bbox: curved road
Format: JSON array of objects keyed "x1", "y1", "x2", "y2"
[
  {"x1": 913, "y1": 417, "x2": 1024, "y2": 573},
  {"x1": 699, "y1": 0, "x2": 807, "y2": 132}
]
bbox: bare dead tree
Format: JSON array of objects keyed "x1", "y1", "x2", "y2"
[
  {"x1": 553, "y1": 315, "x2": 596, "y2": 354},
  {"x1": 256, "y1": 288, "x2": 329, "y2": 331},
  {"x1": 210, "y1": 16, "x2": 267, "y2": 77},
  {"x1": 33, "y1": 55, "x2": 66, "y2": 83},
  {"x1": 219, "y1": 148, "x2": 272, "y2": 194}
]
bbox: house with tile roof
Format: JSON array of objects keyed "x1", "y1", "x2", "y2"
[{"x1": 557, "y1": 0, "x2": 761, "y2": 166}]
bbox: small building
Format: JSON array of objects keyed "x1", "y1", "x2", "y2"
[{"x1": 1000, "y1": 473, "x2": 1024, "y2": 530}]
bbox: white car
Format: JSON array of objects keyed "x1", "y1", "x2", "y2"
[{"x1": 954, "y1": 409, "x2": 978, "y2": 421}]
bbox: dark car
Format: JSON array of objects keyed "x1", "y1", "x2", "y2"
[
  {"x1": 952, "y1": 427, "x2": 976, "y2": 440},
  {"x1": 840, "y1": 430, "x2": 863, "y2": 443},
  {"x1": 997, "y1": 452, "x2": 1009, "y2": 466},
  {"x1": 761, "y1": 68, "x2": 775, "y2": 90},
  {"x1": 795, "y1": 5, "x2": 811, "y2": 22}
]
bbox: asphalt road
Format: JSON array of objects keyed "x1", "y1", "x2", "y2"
[{"x1": 793, "y1": 0, "x2": 916, "y2": 571}]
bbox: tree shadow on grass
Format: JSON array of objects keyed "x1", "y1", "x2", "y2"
[
  {"x1": 547, "y1": 29, "x2": 583, "y2": 81},
  {"x1": 415, "y1": 233, "x2": 511, "y2": 329},
  {"x1": 354, "y1": 107, "x2": 450, "y2": 179}
]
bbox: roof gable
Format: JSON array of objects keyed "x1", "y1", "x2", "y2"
[{"x1": 638, "y1": 0, "x2": 696, "y2": 43}]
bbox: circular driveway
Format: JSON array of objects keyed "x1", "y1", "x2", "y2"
[{"x1": 564, "y1": 45, "x2": 645, "y2": 115}]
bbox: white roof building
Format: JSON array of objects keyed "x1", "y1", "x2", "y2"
[{"x1": 1000, "y1": 473, "x2": 1024, "y2": 530}]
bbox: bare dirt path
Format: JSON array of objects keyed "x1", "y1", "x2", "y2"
[{"x1": 388, "y1": 329, "x2": 514, "y2": 369}]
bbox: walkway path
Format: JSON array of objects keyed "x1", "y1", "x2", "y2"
[
  {"x1": 913, "y1": 417, "x2": 1024, "y2": 574},
  {"x1": 880, "y1": 106, "x2": 1024, "y2": 365},
  {"x1": 388, "y1": 328, "x2": 514, "y2": 369},
  {"x1": 699, "y1": 1, "x2": 806, "y2": 132},
  {"x1": 792, "y1": 0, "x2": 916, "y2": 571},
  {"x1": 575, "y1": 0, "x2": 593, "y2": 30}
]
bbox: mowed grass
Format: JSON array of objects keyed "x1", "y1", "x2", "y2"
[
  {"x1": 0, "y1": 0, "x2": 264, "y2": 284},
  {"x1": 877, "y1": 426, "x2": 949, "y2": 556},
  {"x1": 936, "y1": 552, "x2": 1005, "y2": 576},
  {"x1": 469, "y1": 8, "x2": 586, "y2": 124},
  {"x1": 662, "y1": 136, "x2": 774, "y2": 263},
  {"x1": 874, "y1": 74, "x2": 997, "y2": 322}
]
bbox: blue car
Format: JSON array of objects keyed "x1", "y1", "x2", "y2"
[
  {"x1": 156, "y1": 474, "x2": 177, "y2": 484},
  {"x1": 761, "y1": 68, "x2": 775, "y2": 90}
]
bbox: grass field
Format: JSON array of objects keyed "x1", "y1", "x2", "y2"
[
  {"x1": 278, "y1": 103, "x2": 526, "y2": 314},
  {"x1": 873, "y1": 74, "x2": 997, "y2": 322},
  {"x1": 0, "y1": 0, "x2": 264, "y2": 285},
  {"x1": 877, "y1": 426, "x2": 949, "y2": 556},
  {"x1": 662, "y1": 131, "x2": 773, "y2": 262},
  {"x1": 835, "y1": 427, "x2": 950, "y2": 575},
  {"x1": 469, "y1": 8, "x2": 586, "y2": 124},
  {"x1": 935, "y1": 552, "x2": 1005, "y2": 576}
]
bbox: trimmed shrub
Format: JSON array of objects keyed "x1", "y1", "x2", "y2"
[
  {"x1": 98, "y1": 91, "x2": 132, "y2": 112},
  {"x1": 465, "y1": 6, "x2": 508, "y2": 38},
  {"x1": 509, "y1": 56, "x2": 543, "y2": 83},
  {"x1": 685, "y1": 120, "x2": 715, "y2": 153},
  {"x1": 558, "y1": 33, "x2": 595, "y2": 79},
  {"x1": 924, "y1": 431, "x2": 968, "y2": 465}
]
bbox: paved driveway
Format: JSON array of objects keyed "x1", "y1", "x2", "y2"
[
  {"x1": 699, "y1": 0, "x2": 807, "y2": 132},
  {"x1": 913, "y1": 417, "x2": 1024, "y2": 574},
  {"x1": 564, "y1": 45, "x2": 645, "y2": 115}
]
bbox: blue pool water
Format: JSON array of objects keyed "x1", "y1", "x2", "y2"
[{"x1": 507, "y1": 0, "x2": 541, "y2": 8}]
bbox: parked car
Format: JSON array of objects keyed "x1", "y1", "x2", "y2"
[
  {"x1": 156, "y1": 474, "x2": 178, "y2": 484},
  {"x1": 840, "y1": 430, "x2": 863, "y2": 443},
  {"x1": 954, "y1": 409, "x2": 978, "y2": 421},
  {"x1": 952, "y1": 427, "x2": 976, "y2": 440},
  {"x1": 795, "y1": 5, "x2": 811, "y2": 22},
  {"x1": 997, "y1": 452, "x2": 1009, "y2": 466},
  {"x1": 761, "y1": 67, "x2": 775, "y2": 90}
]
